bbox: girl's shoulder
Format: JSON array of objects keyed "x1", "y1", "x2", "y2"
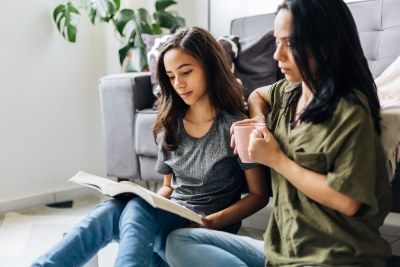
[{"x1": 218, "y1": 109, "x2": 247, "y2": 125}]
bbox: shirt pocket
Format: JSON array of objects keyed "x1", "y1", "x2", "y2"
[{"x1": 293, "y1": 151, "x2": 328, "y2": 174}]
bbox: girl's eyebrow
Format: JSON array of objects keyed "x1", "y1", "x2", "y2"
[{"x1": 166, "y1": 63, "x2": 191, "y2": 73}]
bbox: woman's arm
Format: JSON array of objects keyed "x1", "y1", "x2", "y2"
[
  {"x1": 201, "y1": 165, "x2": 270, "y2": 230},
  {"x1": 157, "y1": 173, "x2": 173, "y2": 199},
  {"x1": 248, "y1": 127, "x2": 361, "y2": 216},
  {"x1": 247, "y1": 85, "x2": 272, "y2": 121}
]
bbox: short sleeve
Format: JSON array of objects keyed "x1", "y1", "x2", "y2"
[
  {"x1": 155, "y1": 133, "x2": 173, "y2": 175},
  {"x1": 237, "y1": 159, "x2": 258, "y2": 170},
  {"x1": 326, "y1": 105, "x2": 379, "y2": 217}
]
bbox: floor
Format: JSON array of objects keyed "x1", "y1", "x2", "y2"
[{"x1": 1, "y1": 183, "x2": 399, "y2": 267}]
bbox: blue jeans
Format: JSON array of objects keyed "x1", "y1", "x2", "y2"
[
  {"x1": 166, "y1": 228, "x2": 266, "y2": 267},
  {"x1": 166, "y1": 228, "x2": 325, "y2": 267},
  {"x1": 31, "y1": 198, "x2": 190, "y2": 267}
]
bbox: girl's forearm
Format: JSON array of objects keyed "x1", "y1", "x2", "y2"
[
  {"x1": 157, "y1": 185, "x2": 173, "y2": 199},
  {"x1": 274, "y1": 154, "x2": 361, "y2": 216},
  {"x1": 204, "y1": 192, "x2": 269, "y2": 230}
]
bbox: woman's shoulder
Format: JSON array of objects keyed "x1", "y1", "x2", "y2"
[
  {"x1": 334, "y1": 90, "x2": 372, "y2": 123},
  {"x1": 269, "y1": 78, "x2": 301, "y2": 99}
]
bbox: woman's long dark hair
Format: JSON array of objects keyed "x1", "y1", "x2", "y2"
[
  {"x1": 153, "y1": 27, "x2": 246, "y2": 151},
  {"x1": 277, "y1": 0, "x2": 381, "y2": 134}
]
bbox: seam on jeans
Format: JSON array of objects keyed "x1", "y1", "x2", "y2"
[
  {"x1": 73, "y1": 227, "x2": 120, "y2": 267},
  {"x1": 140, "y1": 208, "x2": 156, "y2": 266}
]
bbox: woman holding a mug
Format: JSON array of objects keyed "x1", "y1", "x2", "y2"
[{"x1": 165, "y1": 0, "x2": 393, "y2": 266}]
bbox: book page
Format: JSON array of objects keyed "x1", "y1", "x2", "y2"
[{"x1": 69, "y1": 172, "x2": 204, "y2": 225}]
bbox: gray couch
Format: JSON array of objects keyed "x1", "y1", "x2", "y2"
[{"x1": 98, "y1": 0, "x2": 400, "y2": 207}]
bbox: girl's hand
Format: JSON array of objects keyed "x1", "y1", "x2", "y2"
[
  {"x1": 248, "y1": 127, "x2": 285, "y2": 169},
  {"x1": 230, "y1": 116, "x2": 267, "y2": 153},
  {"x1": 186, "y1": 216, "x2": 212, "y2": 229}
]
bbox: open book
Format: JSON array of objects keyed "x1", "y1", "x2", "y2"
[{"x1": 69, "y1": 171, "x2": 204, "y2": 225}]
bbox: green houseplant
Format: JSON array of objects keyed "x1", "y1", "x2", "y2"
[{"x1": 53, "y1": 0, "x2": 185, "y2": 72}]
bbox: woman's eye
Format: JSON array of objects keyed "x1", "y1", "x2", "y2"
[
  {"x1": 286, "y1": 44, "x2": 292, "y2": 49},
  {"x1": 183, "y1": 70, "x2": 192, "y2": 75},
  {"x1": 168, "y1": 76, "x2": 175, "y2": 80}
]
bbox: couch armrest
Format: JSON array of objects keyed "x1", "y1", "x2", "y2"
[{"x1": 98, "y1": 72, "x2": 154, "y2": 179}]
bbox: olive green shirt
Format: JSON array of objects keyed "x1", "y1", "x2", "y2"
[{"x1": 264, "y1": 79, "x2": 393, "y2": 267}]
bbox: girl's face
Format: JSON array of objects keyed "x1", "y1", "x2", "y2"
[
  {"x1": 273, "y1": 9, "x2": 303, "y2": 83},
  {"x1": 163, "y1": 48, "x2": 208, "y2": 107}
]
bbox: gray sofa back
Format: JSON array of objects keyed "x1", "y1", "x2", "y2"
[{"x1": 230, "y1": 0, "x2": 400, "y2": 79}]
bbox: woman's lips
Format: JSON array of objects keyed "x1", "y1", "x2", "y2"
[
  {"x1": 280, "y1": 68, "x2": 290, "y2": 73},
  {"x1": 180, "y1": 91, "x2": 192, "y2": 99}
]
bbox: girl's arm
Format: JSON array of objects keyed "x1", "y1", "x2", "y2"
[
  {"x1": 249, "y1": 127, "x2": 361, "y2": 216},
  {"x1": 201, "y1": 165, "x2": 270, "y2": 230},
  {"x1": 157, "y1": 173, "x2": 173, "y2": 199}
]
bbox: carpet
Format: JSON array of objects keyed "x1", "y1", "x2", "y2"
[{"x1": 0, "y1": 196, "x2": 264, "y2": 267}]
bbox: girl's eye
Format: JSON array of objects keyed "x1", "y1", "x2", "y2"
[
  {"x1": 286, "y1": 44, "x2": 292, "y2": 49},
  {"x1": 183, "y1": 70, "x2": 192, "y2": 75},
  {"x1": 168, "y1": 76, "x2": 175, "y2": 80}
]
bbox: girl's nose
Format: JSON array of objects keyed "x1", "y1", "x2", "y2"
[{"x1": 175, "y1": 77, "x2": 185, "y2": 89}]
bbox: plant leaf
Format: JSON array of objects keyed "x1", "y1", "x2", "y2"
[
  {"x1": 81, "y1": 0, "x2": 117, "y2": 24},
  {"x1": 53, "y1": 2, "x2": 80, "y2": 42},
  {"x1": 119, "y1": 42, "x2": 134, "y2": 65},
  {"x1": 115, "y1": 9, "x2": 135, "y2": 36},
  {"x1": 96, "y1": 0, "x2": 116, "y2": 21},
  {"x1": 134, "y1": 8, "x2": 155, "y2": 35},
  {"x1": 125, "y1": 46, "x2": 148, "y2": 72},
  {"x1": 153, "y1": 11, "x2": 175, "y2": 29},
  {"x1": 155, "y1": 0, "x2": 177, "y2": 12},
  {"x1": 113, "y1": 0, "x2": 120, "y2": 10},
  {"x1": 152, "y1": 23, "x2": 162, "y2": 34}
]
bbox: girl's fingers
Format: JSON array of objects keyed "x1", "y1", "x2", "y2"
[
  {"x1": 186, "y1": 222, "x2": 200, "y2": 228},
  {"x1": 230, "y1": 134, "x2": 236, "y2": 148}
]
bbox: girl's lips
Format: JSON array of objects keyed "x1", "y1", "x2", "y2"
[{"x1": 180, "y1": 92, "x2": 192, "y2": 99}]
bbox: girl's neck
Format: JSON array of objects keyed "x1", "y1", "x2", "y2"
[{"x1": 185, "y1": 104, "x2": 217, "y2": 124}]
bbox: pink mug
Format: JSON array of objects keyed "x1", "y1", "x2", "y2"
[{"x1": 233, "y1": 123, "x2": 266, "y2": 163}]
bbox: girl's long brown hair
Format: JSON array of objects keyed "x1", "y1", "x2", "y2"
[{"x1": 153, "y1": 27, "x2": 246, "y2": 151}]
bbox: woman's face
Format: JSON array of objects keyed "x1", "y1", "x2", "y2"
[
  {"x1": 163, "y1": 48, "x2": 208, "y2": 107},
  {"x1": 273, "y1": 9, "x2": 303, "y2": 83}
]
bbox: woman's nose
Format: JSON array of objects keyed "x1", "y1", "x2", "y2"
[{"x1": 273, "y1": 43, "x2": 285, "y2": 62}]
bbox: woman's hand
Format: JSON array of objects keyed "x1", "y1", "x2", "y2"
[{"x1": 248, "y1": 127, "x2": 286, "y2": 169}]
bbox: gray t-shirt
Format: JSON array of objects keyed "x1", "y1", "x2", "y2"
[{"x1": 156, "y1": 109, "x2": 257, "y2": 217}]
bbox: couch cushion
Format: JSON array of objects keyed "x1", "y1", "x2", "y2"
[
  {"x1": 141, "y1": 33, "x2": 172, "y2": 97},
  {"x1": 135, "y1": 109, "x2": 158, "y2": 157},
  {"x1": 235, "y1": 30, "x2": 279, "y2": 97},
  {"x1": 348, "y1": 0, "x2": 400, "y2": 79}
]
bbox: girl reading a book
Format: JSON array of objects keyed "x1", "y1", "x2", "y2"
[
  {"x1": 32, "y1": 27, "x2": 270, "y2": 267},
  {"x1": 165, "y1": 0, "x2": 393, "y2": 266}
]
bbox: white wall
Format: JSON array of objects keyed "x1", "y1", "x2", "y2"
[
  {"x1": 0, "y1": 1, "x2": 108, "y2": 203},
  {"x1": 210, "y1": 0, "x2": 282, "y2": 37}
]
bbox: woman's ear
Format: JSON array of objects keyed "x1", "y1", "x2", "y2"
[{"x1": 321, "y1": 47, "x2": 328, "y2": 60}]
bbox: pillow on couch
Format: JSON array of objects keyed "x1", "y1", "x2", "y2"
[
  {"x1": 235, "y1": 30, "x2": 279, "y2": 97},
  {"x1": 217, "y1": 35, "x2": 240, "y2": 72},
  {"x1": 142, "y1": 33, "x2": 172, "y2": 97}
]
